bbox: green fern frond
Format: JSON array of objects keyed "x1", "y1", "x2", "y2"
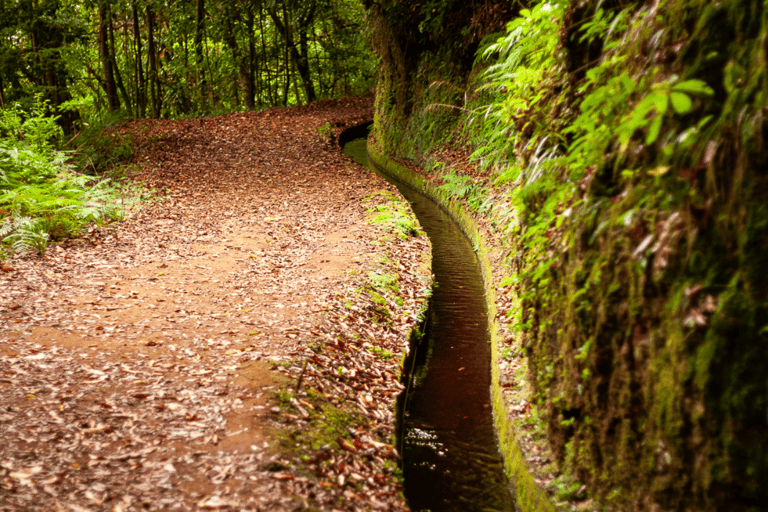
[{"x1": 1, "y1": 209, "x2": 49, "y2": 254}]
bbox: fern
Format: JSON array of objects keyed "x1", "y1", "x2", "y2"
[
  {"x1": 0, "y1": 209, "x2": 48, "y2": 254},
  {"x1": 0, "y1": 99, "x2": 144, "y2": 255},
  {"x1": 469, "y1": 0, "x2": 568, "y2": 177}
]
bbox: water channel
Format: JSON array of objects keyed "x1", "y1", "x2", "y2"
[{"x1": 341, "y1": 126, "x2": 515, "y2": 512}]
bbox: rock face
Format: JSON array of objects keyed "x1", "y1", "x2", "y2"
[{"x1": 366, "y1": 0, "x2": 768, "y2": 510}]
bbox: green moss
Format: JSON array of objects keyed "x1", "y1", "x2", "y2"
[
  {"x1": 369, "y1": 146, "x2": 557, "y2": 512},
  {"x1": 368, "y1": 0, "x2": 768, "y2": 509}
]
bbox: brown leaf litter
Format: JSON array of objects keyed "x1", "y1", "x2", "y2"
[{"x1": 0, "y1": 96, "x2": 431, "y2": 511}]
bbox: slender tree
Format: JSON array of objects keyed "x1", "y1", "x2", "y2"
[
  {"x1": 268, "y1": 0, "x2": 316, "y2": 103},
  {"x1": 98, "y1": 1, "x2": 120, "y2": 111},
  {"x1": 109, "y1": 10, "x2": 132, "y2": 111},
  {"x1": 132, "y1": 1, "x2": 147, "y2": 117},
  {"x1": 147, "y1": 4, "x2": 161, "y2": 118},
  {"x1": 195, "y1": 0, "x2": 207, "y2": 109}
]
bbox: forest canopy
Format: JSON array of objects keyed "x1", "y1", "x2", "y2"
[
  {"x1": 0, "y1": 0, "x2": 376, "y2": 256},
  {"x1": 0, "y1": 0, "x2": 375, "y2": 130}
]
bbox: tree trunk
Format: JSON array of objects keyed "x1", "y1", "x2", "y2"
[
  {"x1": 222, "y1": 2, "x2": 245, "y2": 109},
  {"x1": 179, "y1": 30, "x2": 192, "y2": 114},
  {"x1": 312, "y1": 23, "x2": 324, "y2": 98},
  {"x1": 245, "y1": 4, "x2": 256, "y2": 109},
  {"x1": 147, "y1": 5, "x2": 161, "y2": 118},
  {"x1": 281, "y1": 1, "x2": 290, "y2": 106},
  {"x1": 98, "y1": 2, "x2": 120, "y2": 111},
  {"x1": 258, "y1": 7, "x2": 274, "y2": 105},
  {"x1": 291, "y1": 61, "x2": 302, "y2": 106},
  {"x1": 195, "y1": 0, "x2": 206, "y2": 109},
  {"x1": 109, "y1": 13, "x2": 132, "y2": 112},
  {"x1": 296, "y1": 10, "x2": 316, "y2": 102},
  {"x1": 267, "y1": 2, "x2": 317, "y2": 104},
  {"x1": 133, "y1": 2, "x2": 146, "y2": 117}
]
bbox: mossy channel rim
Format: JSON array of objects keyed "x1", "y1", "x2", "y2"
[{"x1": 366, "y1": 144, "x2": 556, "y2": 512}]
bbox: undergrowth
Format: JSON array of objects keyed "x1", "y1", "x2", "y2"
[
  {"x1": 59, "y1": 105, "x2": 139, "y2": 177},
  {"x1": 371, "y1": 0, "x2": 768, "y2": 509},
  {"x1": 470, "y1": 1, "x2": 767, "y2": 508},
  {"x1": 365, "y1": 190, "x2": 421, "y2": 240},
  {"x1": 0, "y1": 97, "x2": 144, "y2": 257}
]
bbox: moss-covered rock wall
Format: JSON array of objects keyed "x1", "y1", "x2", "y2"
[{"x1": 366, "y1": 0, "x2": 768, "y2": 510}]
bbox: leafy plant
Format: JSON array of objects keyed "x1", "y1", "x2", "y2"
[
  {"x1": 69, "y1": 127, "x2": 135, "y2": 176},
  {"x1": 317, "y1": 122, "x2": 333, "y2": 143},
  {"x1": 0, "y1": 99, "x2": 143, "y2": 256},
  {"x1": 367, "y1": 195, "x2": 421, "y2": 240},
  {"x1": 470, "y1": 0, "x2": 568, "y2": 172},
  {"x1": 0, "y1": 211, "x2": 48, "y2": 254}
]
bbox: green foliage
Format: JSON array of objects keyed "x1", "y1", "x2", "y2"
[
  {"x1": 1, "y1": 96, "x2": 64, "y2": 152},
  {"x1": 566, "y1": 62, "x2": 714, "y2": 180},
  {"x1": 375, "y1": 76, "x2": 466, "y2": 167},
  {"x1": 368, "y1": 345, "x2": 395, "y2": 361},
  {"x1": 470, "y1": 0, "x2": 568, "y2": 171},
  {"x1": 367, "y1": 192, "x2": 421, "y2": 240},
  {"x1": 369, "y1": 271, "x2": 399, "y2": 292},
  {"x1": 437, "y1": 169, "x2": 489, "y2": 213},
  {"x1": 0, "y1": 212, "x2": 48, "y2": 255},
  {"x1": 69, "y1": 112, "x2": 136, "y2": 175},
  {"x1": 0, "y1": 100, "x2": 142, "y2": 256},
  {"x1": 316, "y1": 122, "x2": 333, "y2": 143},
  {"x1": 0, "y1": 0, "x2": 88, "y2": 121},
  {"x1": 552, "y1": 474, "x2": 584, "y2": 501},
  {"x1": 2, "y1": 0, "x2": 376, "y2": 127},
  {"x1": 469, "y1": 0, "x2": 768, "y2": 508},
  {"x1": 372, "y1": 0, "x2": 768, "y2": 508}
]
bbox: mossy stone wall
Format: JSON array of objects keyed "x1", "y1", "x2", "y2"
[{"x1": 366, "y1": 0, "x2": 768, "y2": 509}]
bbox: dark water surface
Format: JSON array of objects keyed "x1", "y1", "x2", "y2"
[{"x1": 342, "y1": 135, "x2": 515, "y2": 512}]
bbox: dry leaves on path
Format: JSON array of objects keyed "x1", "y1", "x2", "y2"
[{"x1": 0, "y1": 97, "x2": 431, "y2": 511}]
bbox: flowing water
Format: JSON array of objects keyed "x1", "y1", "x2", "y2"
[{"x1": 342, "y1": 129, "x2": 515, "y2": 512}]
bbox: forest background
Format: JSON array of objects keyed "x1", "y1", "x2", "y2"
[
  {"x1": 0, "y1": 0, "x2": 374, "y2": 254},
  {"x1": 1, "y1": 0, "x2": 373, "y2": 123}
]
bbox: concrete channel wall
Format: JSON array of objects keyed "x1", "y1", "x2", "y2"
[{"x1": 367, "y1": 145, "x2": 556, "y2": 512}]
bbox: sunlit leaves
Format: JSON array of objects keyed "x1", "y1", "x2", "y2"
[
  {"x1": 471, "y1": 0, "x2": 567, "y2": 174},
  {"x1": 569, "y1": 65, "x2": 714, "y2": 167},
  {"x1": 0, "y1": 99, "x2": 138, "y2": 255},
  {"x1": 670, "y1": 91, "x2": 693, "y2": 114}
]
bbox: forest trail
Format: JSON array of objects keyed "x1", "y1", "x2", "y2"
[{"x1": 0, "y1": 97, "x2": 429, "y2": 511}]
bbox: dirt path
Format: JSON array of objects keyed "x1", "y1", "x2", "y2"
[{"x1": 0, "y1": 97, "x2": 431, "y2": 511}]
